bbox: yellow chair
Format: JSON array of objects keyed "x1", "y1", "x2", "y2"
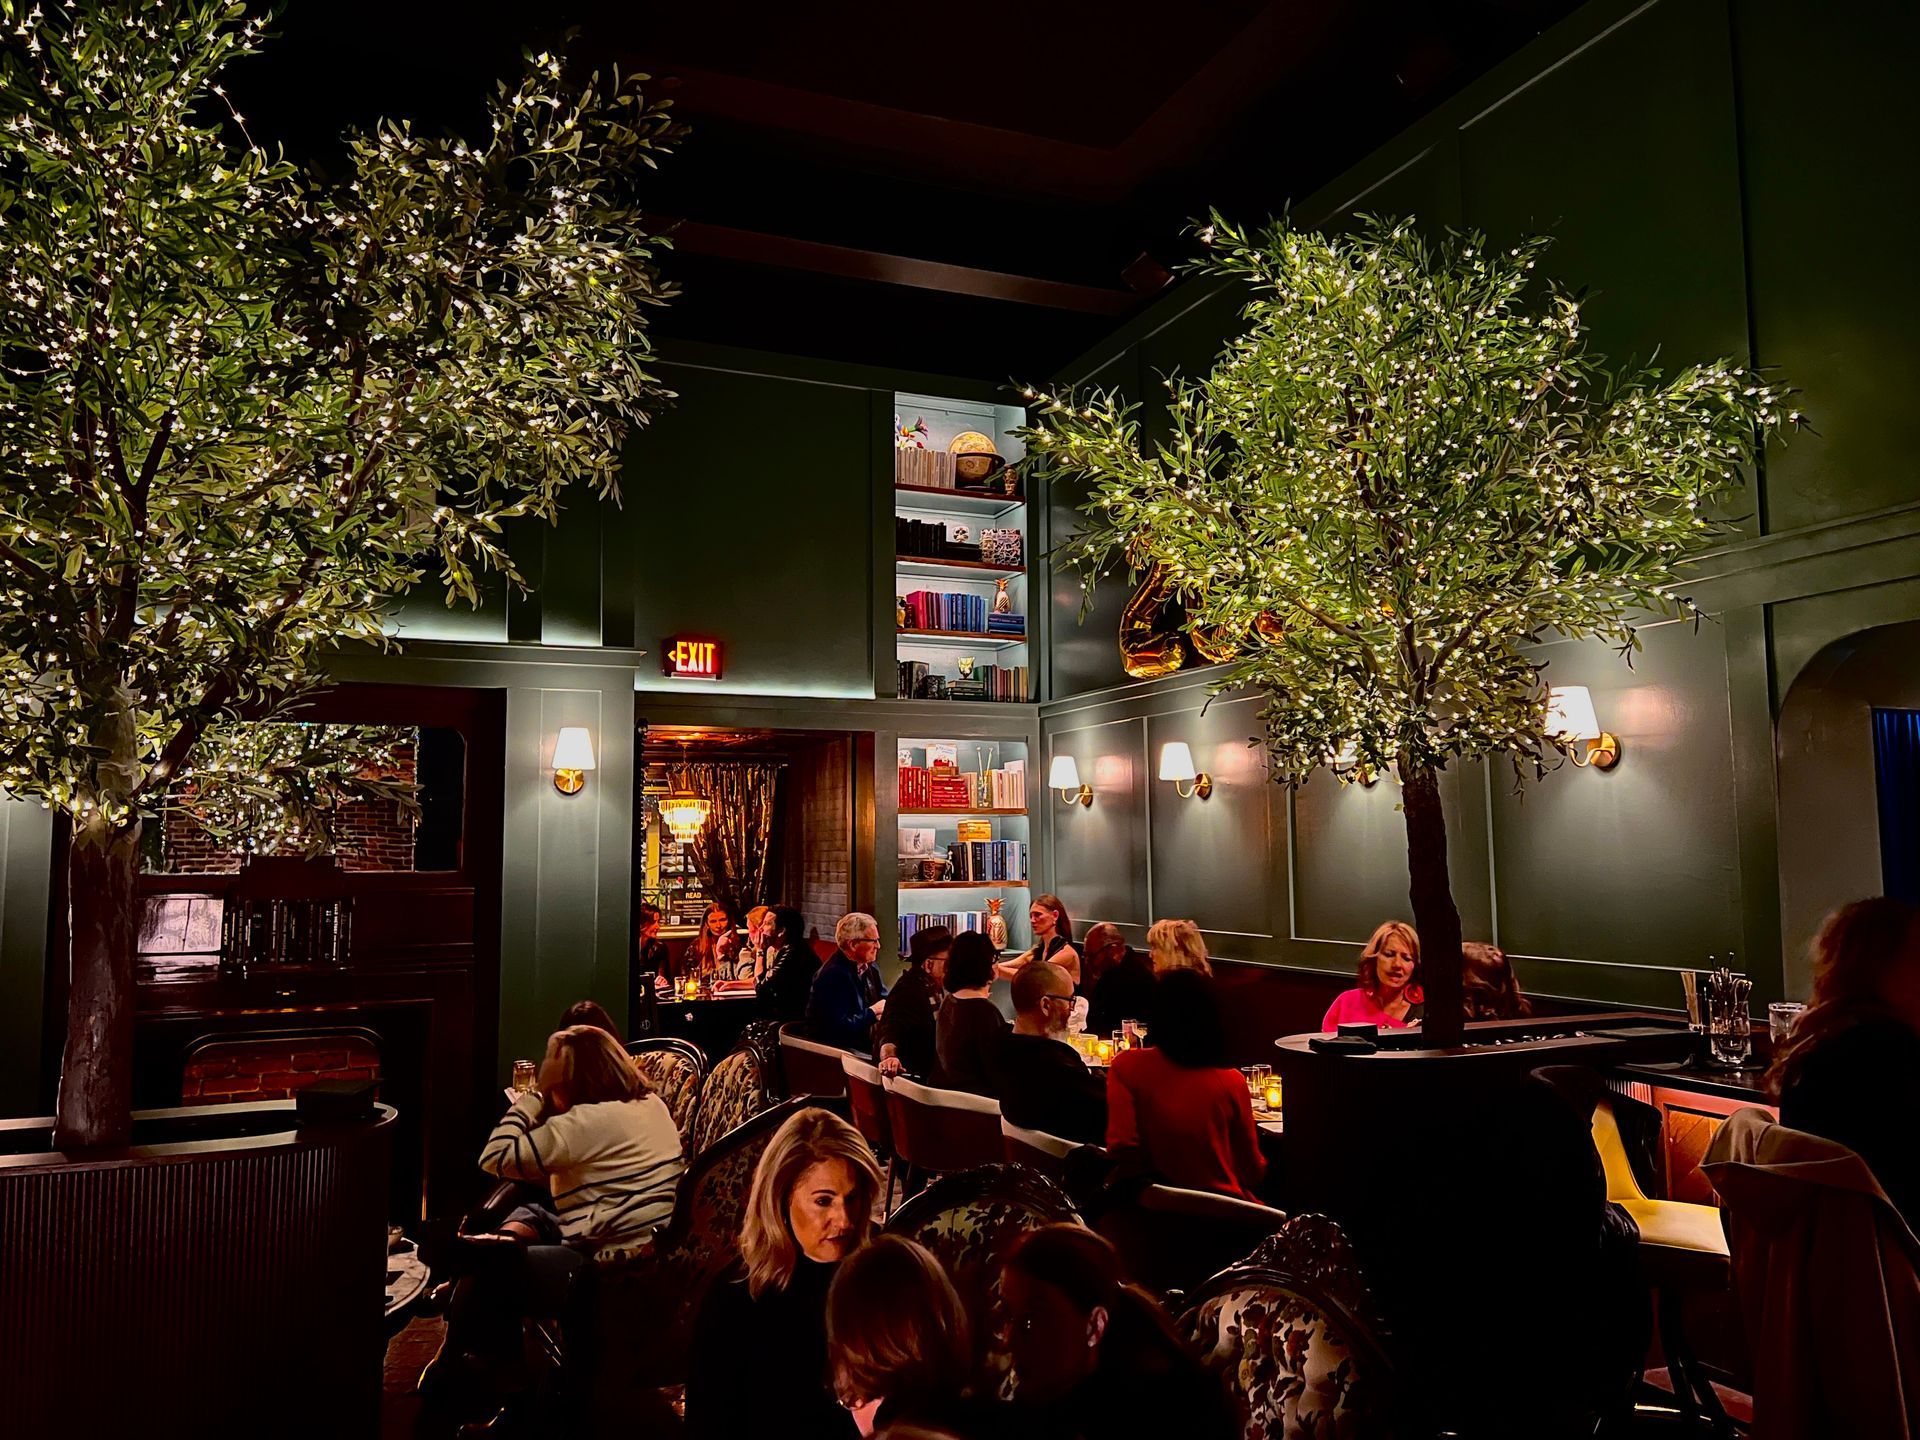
[{"x1": 1592, "y1": 1097, "x2": 1733, "y2": 1432}]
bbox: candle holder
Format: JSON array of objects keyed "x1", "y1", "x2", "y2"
[{"x1": 1263, "y1": 1081, "x2": 1284, "y2": 1112}]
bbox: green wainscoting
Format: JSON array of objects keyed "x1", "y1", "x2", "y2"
[{"x1": 1037, "y1": 0, "x2": 1920, "y2": 1012}]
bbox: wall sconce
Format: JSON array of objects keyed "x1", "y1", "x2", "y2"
[
  {"x1": 1546, "y1": 686, "x2": 1621, "y2": 770},
  {"x1": 552, "y1": 726, "x2": 597, "y2": 795},
  {"x1": 1158, "y1": 741, "x2": 1212, "y2": 799},
  {"x1": 1048, "y1": 754, "x2": 1092, "y2": 808},
  {"x1": 1329, "y1": 739, "x2": 1380, "y2": 788}
]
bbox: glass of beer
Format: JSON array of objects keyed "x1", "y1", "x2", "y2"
[{"x1": 510, "y1": 1060, "x2": 538, "y2": 1095}]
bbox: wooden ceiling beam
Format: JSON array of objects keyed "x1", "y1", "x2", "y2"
[{"x1": 664, "y1": 220, "x2": 1140, "y2": 315}]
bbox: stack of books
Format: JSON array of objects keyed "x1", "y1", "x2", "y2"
[
  {"x1": 896, "y1": 449, "x2": 957, "y2": 488},
  {"x1": 899, "y1": 910, "x2": 989, "y2": 953},
  {"x1": 896, "y1": 516, "x2": 976, "y2": 562},
  {"x1": 985, "y1": 609, "x2": 1026, "y2": 637},
  {"x1": 945, "y1": 839, "x2": 1028, "y2": 883},
  {"x1": 946, "y1": 664, "x2": 1029, "y2": 703},
  {"x1": 898, "y1": 760, "x2": 1027, "y2": 808},
  {"x1": 901, "y1": 590, "x2": 991, "y2": 633}
]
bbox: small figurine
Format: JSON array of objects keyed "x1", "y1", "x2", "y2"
[
  {"x1": 957, "y1": 656, "x2": 976, "y2": 679},
  {"x1": 993, "y1": 578, "x2": 1012, "y2": 614},
  {"x1": 896, "y1": 595, "x2": 908, "y2": 629}
]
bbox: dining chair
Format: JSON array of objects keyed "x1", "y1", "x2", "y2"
[
  {"x1": 1179, "y1": 1212, "x2": 1398, "y2": 1439},
  {"x1": 883, "y1": 1074, "x2": 1004, "y2": 1188},
  {"x1": 686, "y1": 1037, "x2": 775, "y2": 1158},
  {"x1": 1000, "y1": 1117, "x2": 1077, "y2": 1180},
  {"x1": 841, "y1": 1053, "x2": 898, "y2": 1213},
  {"x1": 628, "y1": 1037, "x2": 707, "y2": 1148},
  {"x1": 777, "y1": 1021, "x2": 851, "y2": 1103}
]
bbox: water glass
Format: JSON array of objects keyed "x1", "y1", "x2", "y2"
[
  {"x1": 1768, "y1": 1001, "x2": 1807, "y2": 1046},
  {"x1": 510, "y1": 1059, "x2": 538, "y2": 1095}
]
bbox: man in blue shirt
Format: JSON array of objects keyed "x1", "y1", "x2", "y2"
[{"x1": 805, "y1": 911, "x2": 886, "y2": 1052}]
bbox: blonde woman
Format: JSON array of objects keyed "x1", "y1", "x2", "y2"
[
  {"x1": 1146, "y1": 918, "x2": 1211, "y2": 977},
  {"x1": 1321, "y1": 920, "x2": 1422, "y2": 1030},
  {"x1": 686, "y1": 1108, "x2": 884, "y2": 1440}
]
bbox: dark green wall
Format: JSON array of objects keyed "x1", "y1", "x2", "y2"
[{"x1": 1039, "y1": 0, "x2": 1920, "y2": 1010}]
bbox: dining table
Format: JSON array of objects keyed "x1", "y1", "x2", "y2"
[{"x1": 647, "y1": 978, "x2": 763, "y2": 1062}]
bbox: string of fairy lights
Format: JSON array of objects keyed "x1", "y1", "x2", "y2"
[
  {"x1": 1021, "y1": 212, "x2": 1800, "y2": 785},
  {"x1": 0, "y1": 0, "x2": 680, "y2": 844}
]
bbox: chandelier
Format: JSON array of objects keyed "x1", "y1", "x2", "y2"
[{"x1": 658, "y1": 746, "x2": 710, "y2": 844}]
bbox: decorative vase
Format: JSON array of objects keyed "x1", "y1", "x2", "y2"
[
  {"x1": 986, "y1": 898, "x2": 1009, "y2": 952},
  {"x1": 993, "y1": 578, "x2": 1012, "y2": 614}
]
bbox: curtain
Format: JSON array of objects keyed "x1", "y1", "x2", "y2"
[
  {"x1": 1872, "y1": 708, "x2": 1920, "y2": 904},
  {"x1": 686, "y1": 761, "x2": 785, "y2": 921}
]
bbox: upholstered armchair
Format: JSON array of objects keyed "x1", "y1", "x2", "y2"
[
  {"x1": 885, "y1": 1163, "x2": 1081, "y2": 1399},
  {"x1": 1179, "y1": 1214, "x2": 1397, "y2": 1440},
  {"x1": 628, "y1": 1037, "x2": 706, "y2": 1148},
  {"x1": 575, "y1": 1095, "x2": 809, "y2": 1421},
  {"x1": 686, "y1": 1036, "x2": 776, "y2": 1158}
]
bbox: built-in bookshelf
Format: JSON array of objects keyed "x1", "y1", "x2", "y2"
[
  {"x1": 896, "y1": 737, "x2": 1031, "y2": 958},
  {"x1": 893, "y1": 391, "x2": 1030, "y2": 704}
]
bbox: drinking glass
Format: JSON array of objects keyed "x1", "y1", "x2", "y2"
[
  {"x1": 510, "y1": 1060, "x2": 538, "y2": 1095},
  {"x1": 1121, "y1": 1019, "x2": 1139, "y2": 1047},
  {"x1": 1768, "y1": 1001, "x2": 1807, "y2": 1046},
  {"x1": 1705, "y1": 972, "x2": 1754, "y2": 1067},
  {"x1": 1680, "y1": 971, "x2": 1703, "y2": 1032},
  {"x1": 1245, "y1": 1063, "x2": 1271, "y2": 1095}
]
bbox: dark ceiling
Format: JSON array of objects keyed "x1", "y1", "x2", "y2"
[{"x1": 228, "y1": 0, "x2": 1584, "y2": 379}]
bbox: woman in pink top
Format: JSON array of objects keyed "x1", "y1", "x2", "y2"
[{"x1": 1321, "y1": 921, "x2": 1423, "y2": 1030}]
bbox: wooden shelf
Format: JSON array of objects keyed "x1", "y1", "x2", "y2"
[
  {"x1": 894, "y1": 484, "x2": 1026, "y2": 518},
  {"x1": 895, "y1": 556, "x2": 1025, "y2": 579},
  {"x1": 898, "y1": 880, "x2": 1031, "y2": 890},
  {"x1": 898, "y1": 807, "x2": 1028, "y2": 816},
  {"x1": 897, "y1": 629, "x2": 1027, "y2": 647}
]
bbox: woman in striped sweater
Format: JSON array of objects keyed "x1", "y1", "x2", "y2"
[{"x1": 423, "y1": 1026, "x2": 684, "y2": 1418}]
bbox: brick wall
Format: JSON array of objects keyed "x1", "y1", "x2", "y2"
[
  {"x1": 784, "y1": 738, "x2": 852, "y2": 933},
  {"x1": 179, "y1": 1032, "x2": 381, "y2": 1103},
  {"x1": 159, "y1": 745, "x2": 418, "y2": 874}
]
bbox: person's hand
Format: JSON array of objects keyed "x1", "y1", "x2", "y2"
[
  {"x1": 878, "y1": 1055, "x2": 903, "y2": 1078},
  {"x1": 869, "y1": 998, "x2": 886, "y2": 1016}
]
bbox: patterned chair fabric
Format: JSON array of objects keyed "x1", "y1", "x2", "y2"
[
  {"x1": 630, "y1": 1038, "x2": 706, "y2": 1147},
  {"x1": 687, "y1": 1041, "x2": 773, "y2": 1158},
  {"x1": 580, "y1": 1096, "x2": 810, "y2": 1409},
  {"x1": 886, "y1": 1163, "x2": 1081, "y2": 1398},
  {"x1": 1179, "y1": 1214, "x2": 1396, "y2": 1440},
  {"x1": 736, "y1": 1019, "x2": 783, "y2": 1096}
]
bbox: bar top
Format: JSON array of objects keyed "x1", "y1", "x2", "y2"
[{"x1": 1610, "y1": 1058, "x2": 1772, "y2": 1105}]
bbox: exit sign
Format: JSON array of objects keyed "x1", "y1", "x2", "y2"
[{"x1": 663, "y1": 636, "x2": 723, "y2": 680}]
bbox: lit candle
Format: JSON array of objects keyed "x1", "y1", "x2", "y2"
[
  {"x1": 1264, "y1": 1081, "x2": 1284, "y2": 1111},
  {"x1": 1094, "y1": 1039, "x2": 1114, "y2": 1063},
  {"x1": 682, "y1": 975, "x2": 699, "y2": 1000}
]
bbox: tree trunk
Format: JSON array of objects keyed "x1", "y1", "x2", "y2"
[
  {"x1": 1400, "y1": 762, "x2": 1464, "y2": 1048},
  {"x1": 53, "y1": 814, "x2": 142, "y2": 1149}
]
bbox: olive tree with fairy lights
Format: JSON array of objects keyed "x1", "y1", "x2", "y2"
[
  {"x1": 0, "y1": 0, "x2": 681, "y2": 1146},
  {"x1": 1022, "y1": 214, "x2": 1797, "y2": 1046}
]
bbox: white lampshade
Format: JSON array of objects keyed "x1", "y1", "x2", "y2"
[
  {"x1": 1047, "y1": 755, "x2": 1082, "y2": 790},
  {"x1": 552, "y1": 726, "x2": 597, "y2": 772},
  {"x1": 1158, "y1": 741, "x2": 1198, "y2": 783},
  {"x1": 1545, "y1": 686, "x2": 1601, "y2": 741}
]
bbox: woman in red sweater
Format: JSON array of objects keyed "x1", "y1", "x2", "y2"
[{"x1": 1106, "y1": 970, "x2": 1264, "y2": 1201}]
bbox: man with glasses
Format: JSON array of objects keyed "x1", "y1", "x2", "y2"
[
  {"x1": 804, "y1": 911, "x2": 887, "y2": 1052},
  {"x1": 990, "y1": 958, "x2": 1107, "y2": 1144}
]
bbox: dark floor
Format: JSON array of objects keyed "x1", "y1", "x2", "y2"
[{"x1": 383, "y1": 1315, "x2": 442, "y2": 1439}]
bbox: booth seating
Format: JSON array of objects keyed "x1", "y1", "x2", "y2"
[
  {"x1": 777, "y1": 1021, "x2": 852, "y2": 1103},
  {"x1": 841, "y1": 1053, "x2": 900, "y2": 1214},
  {"x1": 1180, "y1": 1213, "x2": 1397, "y2": 1440},
  {"x1": 883, "y1": 1075, "x2": 1003, "y2": 1197},
  {"x1": 628, "y1": 1037, "x2": 706, "y2": 1146},
  {"x1": 1704, "y1": 1108, "x2": 1920, "y2": 1440},
  {"x1": 1097, "y1": 1181, "x2": 1289, "y2": 1304},
  {"x1": 886, "y1": 1164, "x2": 1080, "y2": 1399}
]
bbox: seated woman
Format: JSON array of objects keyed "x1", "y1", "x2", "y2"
[
  {"x1": 1461, "y1": 941, "x2": 1532, "y2": 1021},
  {"x1": 1320, "y1": 920, "x2": 1422, "y2": 1030},
  {"x1": 1770, "y1": 897, "x2": 1920, "y2": 1233},
  {"x1": 687, "y1": 1108, "x2": 884, "y2": 1440},
  {"x1": 1146, "y1": 917, "x2": 1211, "y2": 977},
  {"x1": 739, "y1": 904, "x2": 776, "y2": 981},
  {"x1": 1003, "y1": 1225, "x2": 1238, "y2": 1440},
  {"x1": 878, "y1": 925, "x2": 951, "y2": 1079},
  {"x1": 558, "y1": 998, "x2": 622, "y2": 1038},
  {"x1": 426, "y1": 1026, "x2": 684, "y2": 1411},
  {"x1": 685, "y1": 902, "x2": 740, "y2": 986},
  {"x1": 995, "y1": 893, "x2": 1081, "y2": 989},
  {"x1": 937, "y1": 931, "x2": 1010, "y2": 1095},
  {"x1": 1106, "y1": 970, "x2": 1264, "y2": 1200},
  {"x1": 758, "y1": 905, "x2": 820, "y2": 1021},
  {"x1": 827, "y1": 1234, "x2": 982, "y2": 1436}
]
